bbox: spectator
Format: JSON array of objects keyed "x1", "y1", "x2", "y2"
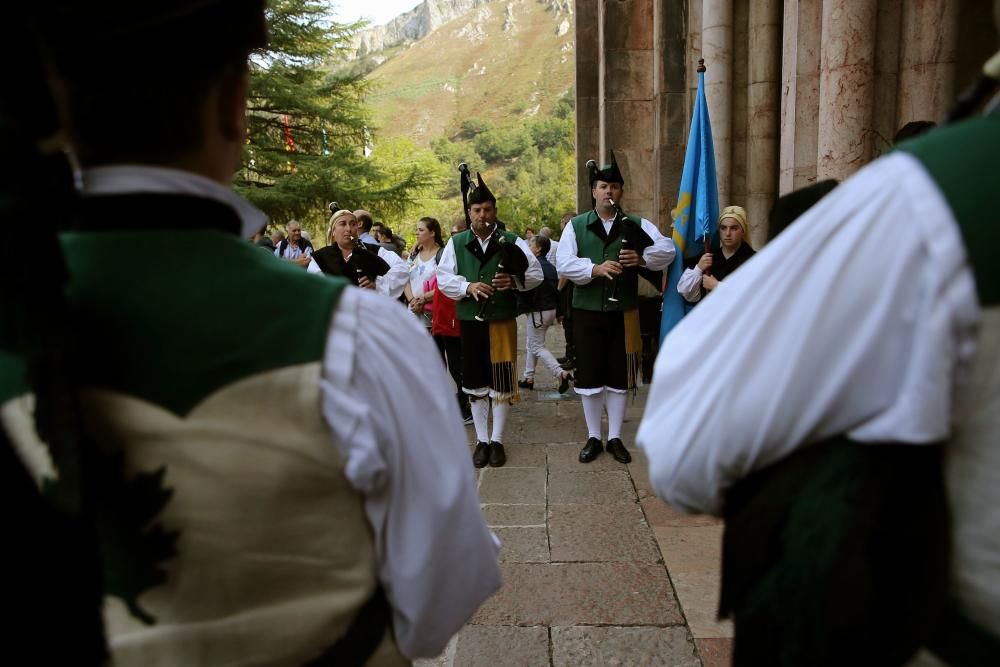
[
  {"x1": 353, "y1": 208, "x2": 379, "y2": 244},
  {"x1": 538, "y1": 225, "x2": 559, "y2": 264},
  {"x1": 274, "y1": 219, "x2": 312, "y2": 267},
  {"x1": 518, "y1": 234, "x2": 573, "y2": 394}
]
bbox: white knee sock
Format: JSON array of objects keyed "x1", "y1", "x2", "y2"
[
  {"x1": 581, "y1": 391, "x2": 605, "y2": 440},
  {"x1": 605, "y1": 390, "x2": 626, "y2": 440},
  {"x1": 471, "y1": 397, "x2": 490, "y2": 443},
  {"x1": 490, "y1": 398, "x2": 509, "y2": 444}
]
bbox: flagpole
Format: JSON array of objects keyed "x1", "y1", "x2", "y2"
[
  {"x1": 659, "y1": 55, "x2": 719, "y2": 344},
  {"x1": 697, "y1": 59, "x2": 712, "y2": 279}
]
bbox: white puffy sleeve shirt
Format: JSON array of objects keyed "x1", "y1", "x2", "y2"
[
  {"x1": 436, "y1": 234, "x2": 543, "y2": 300},
  {"x1": 636, "y1": 152, "x2": 980, "y2": 516},
  {"x1": 556, "y1": 215, "x2": 675, "y2": 285},
  {"x1": 321, "y1": 287, "x2": 502, "y2": 658}
]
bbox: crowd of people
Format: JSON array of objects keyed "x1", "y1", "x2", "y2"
[{"x1": 6, "y1": 1, "x2": 999, "y2": 665}]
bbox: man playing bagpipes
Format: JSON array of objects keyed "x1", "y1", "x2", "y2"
[
  {"x1": 556, "y1": 154, "x2": 675, "y2": 465},
  {"x1": 436, "y1": 167, "x2": 542, "y2": 468}
]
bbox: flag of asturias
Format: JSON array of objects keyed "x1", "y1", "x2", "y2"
[{"x1": 659, "y1": 66, "x2": 719, "y2": 344}]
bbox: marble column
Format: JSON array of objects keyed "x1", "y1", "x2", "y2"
[
  {"x1": 575, "y1": 0, "x2": 601, "y2": 213},
  {"x1": 817, "y1": 0, "x2": 877, "y2": 182},
  {"x1": 896, "y1": 0, "x2": 960, "y2": 128},
  {"x1": 702, "y1": 0, "x2": 733, "y2": 206},
  {"x1": 779, "y1": 0, "x2": 823, "y2": 193},
  {"x1": 746, "y1": 0, "x2": 781, "y2": 247}
]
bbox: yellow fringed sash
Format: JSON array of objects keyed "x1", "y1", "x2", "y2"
[
  {"x1": 624, "y1": 308, "x2": 642, "y2": 392},
  {"x1": 489, "y1": 318, "x2": 519, "y2": 403}
]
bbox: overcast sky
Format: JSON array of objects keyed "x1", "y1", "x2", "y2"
[{"x1": 330, "y1": 0, "x2": 422, "y2": 27}]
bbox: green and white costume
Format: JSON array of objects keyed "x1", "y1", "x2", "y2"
[
  {"x1": 5, "y1": 166, "x2": 501, "y2": 665},
  {"x1": 640, "y1": 111, "x2": 1000, "y2": 659}
]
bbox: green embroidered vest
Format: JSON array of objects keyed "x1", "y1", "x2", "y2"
[
  {"x1": 571, "y1": 210, "x2": 642, "y2": 311},
  {"x1": 718, "y1": 113, "x2": 1000, "y2": 664},
  {"x1": 453, "y1": 228, "x2": 520, "y2": 321},
  {"x1": 56, "y1": 227, "x2": 400, "y2": 664},
  {"x1": 900, "y1": 111, "x2": 1000, "y2": 650}
]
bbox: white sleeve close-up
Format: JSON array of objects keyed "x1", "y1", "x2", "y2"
[
  {"x1": 319, "y1": 287, "x2": 502, "y2": 658},
  {"x1": 376, "y1": 247, "x2": 408, "y2": 299},
  {"x1": 676, "y1": 266, "x2": 703, "y2": 302},
  {"x1": 638, "y1": 218, "x2": 675, "y2": 272},
  {"x1": 636, "y1": 152, "x2": 979, "y2": 516},
  {"x1": 515, "y1": 236, "x2": 543, "y2": 291},
  {"x1": 555, "y1": 221, "x2": 595, "y2": 285},
  {"x1": 435, "y1": 239, "x2": 470, "y2": 300}
]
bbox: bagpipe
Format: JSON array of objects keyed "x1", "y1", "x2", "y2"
[
  {"x1": 328, "y1": 201, "x2": 390, "y2": 284},
  {"x1": 458, "y1": 163, "x2": 528, "y2": 320},
  {"x1": 584, "y1": 161, "x2": 659, "y2": 300}
]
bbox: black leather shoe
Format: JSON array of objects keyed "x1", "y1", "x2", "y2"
[
  {"x1": 517, "y1": 378, "x2": 534, "y2": 390},
  {"x1": 558, "y1": 370, "x2": 573, "y2": 394},
  {"x1": 579, "y1": 437, "x2": 603, "y2": 463},
  {"x1": 488, "y1": 441, "x2": 506, "y2": 467},
  {"x1": 606, "y1": 438, "x2": 632, "y2": 464},
  {"x1": 473, "y1": 441, "x2": 490, "y2": 468}
]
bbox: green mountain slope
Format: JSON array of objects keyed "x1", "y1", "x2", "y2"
[{"x1": 364, "y1": 0, "x2": 575, "y2": 149}]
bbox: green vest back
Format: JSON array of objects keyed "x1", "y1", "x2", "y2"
[
  {"x1": 899, "y1": 112, "x2": 1000, "y2": 307},
  {"x1": 571, "y1": 211, "x2": 641, "y2": 311},
  {"x1": 60, "y1": 229, "x2": 346, "y2": 415},
  {"x1": 58, "y1": 229, "x2": 398, "y2": 664},
  {"x1": 453, "y1": 229, "x2": 520, "y2": 321},
  {"x1": 900, "y1": 111, "x2": 1000, "y2": 652}
]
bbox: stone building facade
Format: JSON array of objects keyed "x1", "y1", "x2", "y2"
[{"x1": 575, "y1": 0, "x2": 998, "y2": 248}]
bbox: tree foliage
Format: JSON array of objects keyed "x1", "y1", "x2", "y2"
[{"x1": 235, "y1": 0, "x2": 434, "y2": 228}]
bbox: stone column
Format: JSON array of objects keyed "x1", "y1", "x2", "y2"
[
  {"x1": 600, "y1": 0, "x2": 656, "y2": 222},
  {"x1": 746, "y1": 0, "x2": 781, "y2": 247},
  {"x1": 779, "y1": 0, "x2": 823, "y2": 193},
  {"x1": 702, "y1": 0, "x2": 733, "y2": 206},
  {"x1": 817, "y1": 0, "x2": 877, "y2": 182},
  {"x1": 872, "y1": 1, "x2": 901, "y2": 159},
  {"x1": 654, "y1": 0, "x2": 691, "y2": 232},
  {"x1": 896, "y1": 0, "x2": 959, "y2": 128},
  {"x1": 575, "y1": 0, "x2": 601, "y2": 213},
  {"x1": 730, "y1": 0, "x2": 749, "y2": 207}
]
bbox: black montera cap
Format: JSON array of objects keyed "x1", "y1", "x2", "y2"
[
  {"x1": 586, "y1": 151, "x2": 625, "y2": 186},
  {"x1": 467, "y1": 172, "x2": 497, "y2": 207},
  {"x1": 34, "y1": 0, "x2": 268, "y2": 77}
]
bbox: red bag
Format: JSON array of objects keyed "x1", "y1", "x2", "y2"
[{"x1": 431, "y1": 281, "x2": 460, "y2": 337}]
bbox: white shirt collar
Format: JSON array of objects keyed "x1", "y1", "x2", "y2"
[{"x1": 81, "y1": 165, "x2": 269, "y2": 239}]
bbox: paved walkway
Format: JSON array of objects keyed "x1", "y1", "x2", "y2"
[{"x1": 416, "y1": 320, "x2": 733, "y2": 666}]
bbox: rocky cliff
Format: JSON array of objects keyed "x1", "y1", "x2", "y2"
[{"x1": 351, "y1": 0, "x2": 573, "y2": 59}]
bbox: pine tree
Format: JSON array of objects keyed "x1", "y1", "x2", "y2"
[{"x1": 236, "y1": 0, "x2": 432, "y2": 228}]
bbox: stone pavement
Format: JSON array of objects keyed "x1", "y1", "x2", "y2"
[{"x1": 416, "y1": 319, "x2": 733, "y2": 667}]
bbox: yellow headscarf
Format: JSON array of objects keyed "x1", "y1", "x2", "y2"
[
  {"x1": 719, "y1": 205, "x2": 749, "y2": 238},
  {"x1": 328, "y1": 208, "x2": 356, "y2": 244}
]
